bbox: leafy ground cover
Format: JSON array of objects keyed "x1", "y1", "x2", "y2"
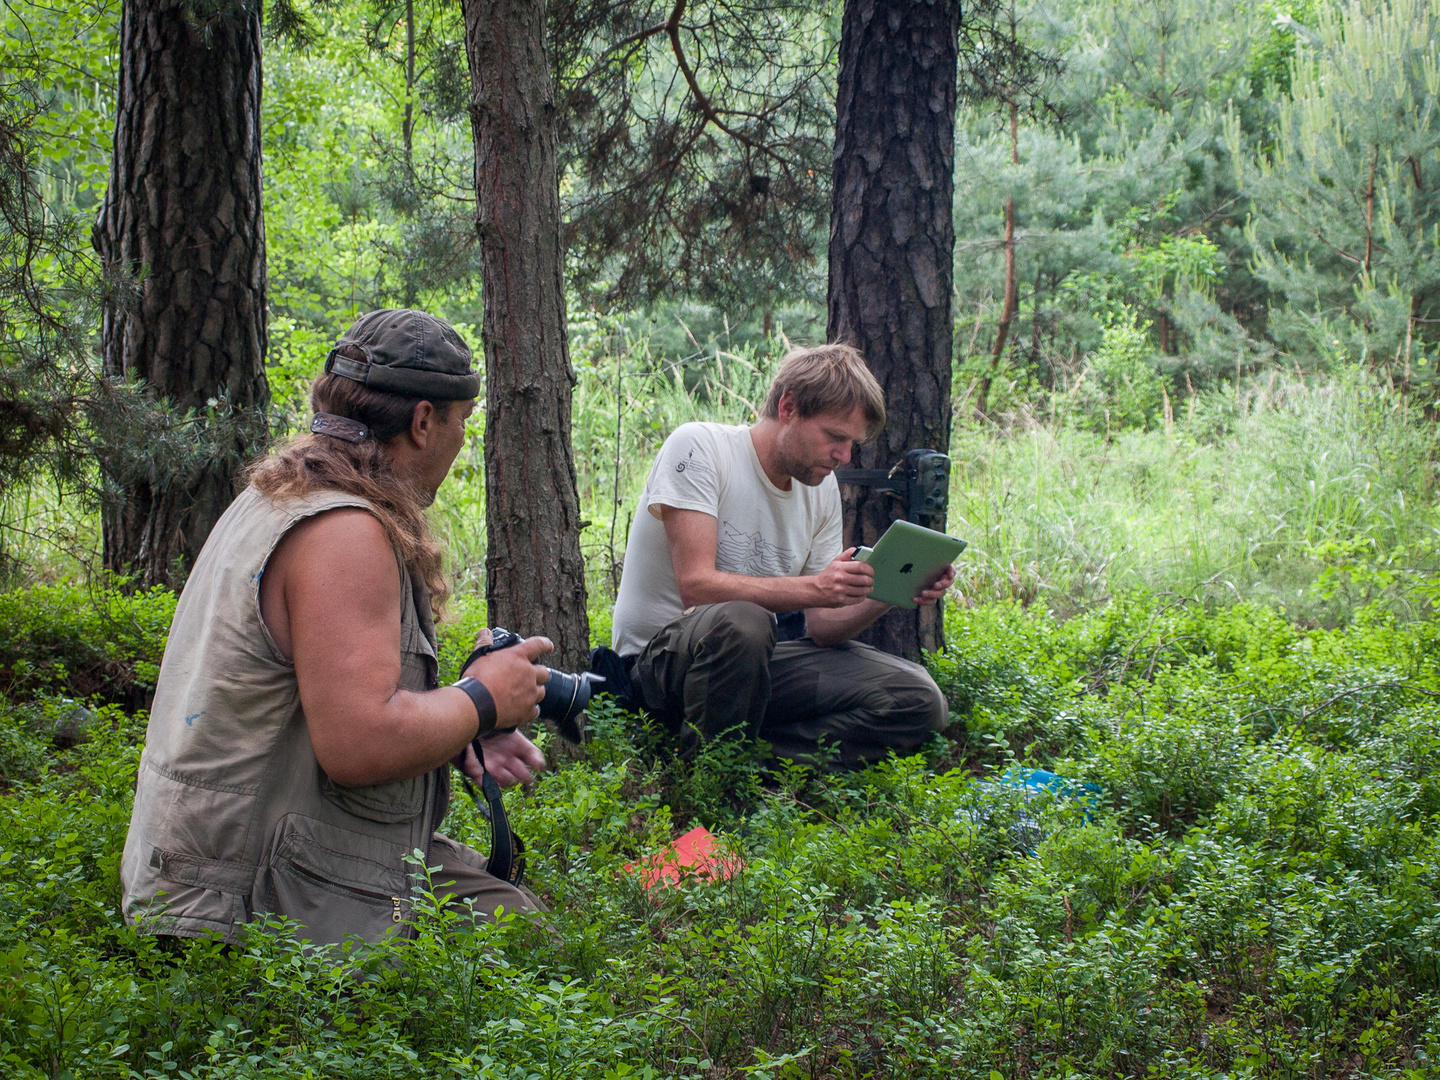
[{"x1": 4, "y1": 581, "x2": 1440, "y2": 1078}]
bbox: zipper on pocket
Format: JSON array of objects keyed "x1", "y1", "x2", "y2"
[{"x1": 290, "y1": 860, "x2": 404, "y2": 919}]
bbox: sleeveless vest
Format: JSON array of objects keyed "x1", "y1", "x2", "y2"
[{"x1": 120, "y1": 485, "x2": 450, "y2": 945}]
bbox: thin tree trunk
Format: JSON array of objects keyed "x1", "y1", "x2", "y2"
[
  {"x1": 829, "y1": 0, "x2": 960, "y2": 660},
  {"x1": 401, "y1": 0, "x2": 418, "y2": 308},
  {"x1": 94, "y1": 0, "x2": 269, "y2": 588},
  {"x1": 403, "y1": 0, "x2": 416, "y2": 172},
  {"x1": 1029, "y1": 267, "x2": 1044, "y2": 374},
  {"x1": 1364, "y1": 147, "x2": 1377, "y2": 275},
  {"x1": 995, "y1": 200, "x2": 1017, "y2": 354},
  {"x1": 463, "y1": 0, "x2": 590, "y2": 671},
  {"x1": 978, "y1": 102, "x2": 1019, "y2": 416}
]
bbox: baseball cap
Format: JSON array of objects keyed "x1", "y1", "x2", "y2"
[{"x1": 324, "y1": 309, "x2": 481, "y2": 400}]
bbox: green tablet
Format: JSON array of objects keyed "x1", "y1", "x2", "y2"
[{"x1": 853, "y1": 520, "x2": 967, "y2": 609}]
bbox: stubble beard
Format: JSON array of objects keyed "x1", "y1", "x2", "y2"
[{"x1": 775, "y1": 442, "x2": 831, "y2": 488}]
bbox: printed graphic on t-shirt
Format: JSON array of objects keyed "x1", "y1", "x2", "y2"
[
  {"x1": 716, "y1": 522, "x2": 794, "y2": 578},
  {"x1": 673, "y1": 448, "x2": 712, "y2": 477}
]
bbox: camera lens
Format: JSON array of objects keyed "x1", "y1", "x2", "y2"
[{"x1": 539, "y1": 668, "x2": 605, "y2": 744}]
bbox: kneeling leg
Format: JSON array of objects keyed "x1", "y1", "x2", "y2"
[{"x1": 762, "y1": 640, "x2": 949, "y2": 769}]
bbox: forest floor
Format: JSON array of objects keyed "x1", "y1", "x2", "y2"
[{"x1": 3, "y1": 574, "x2": 1440, "y2": 1079}]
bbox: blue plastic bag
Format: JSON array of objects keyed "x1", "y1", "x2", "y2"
[{"x1": 962, "y1": 766, "x2": 1100, "y2": 851}]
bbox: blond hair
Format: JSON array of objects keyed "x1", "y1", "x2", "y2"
[{"x1": 761, "y1": 343, "x2": 885, "y2": 439}]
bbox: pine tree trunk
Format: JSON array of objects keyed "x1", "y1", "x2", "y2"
[
  {"x1": 978, "y1": 102, "x2": 1020, "y2": 416},
  {"x1": 977, "y1": 193, "x2": 1017, "y2": 415},
  {"x1": 463, "y1": 0, "x2": 591, "y2": 671},
  {"x1": 829, "y1": 0, "x2": 959, "y2": 661},
  {"x1": 94, "y1": 0, "x2": 269, "y2": 588}
]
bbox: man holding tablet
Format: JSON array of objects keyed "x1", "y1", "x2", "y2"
[{"x1": 609, "y1": 343, "x2": 956, "y2": 769}]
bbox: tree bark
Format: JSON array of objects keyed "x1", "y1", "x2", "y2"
[
  {"x1": 94, "y1": 0, "x2": 270, "y2": 589},
  {"x1": 463, "y1": 0, "x2": 591, "y2": 672},
  {"x1": 829, "y1": 0, "x2": 959, "y2": 661}
]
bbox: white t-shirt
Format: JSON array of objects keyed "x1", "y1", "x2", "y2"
[{"x1": 610, "y1": 422, "x2": 843, "y2": 656}]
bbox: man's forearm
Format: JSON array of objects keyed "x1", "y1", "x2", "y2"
[
  {"x1": 310, "y1": 686, "x2": 480, "y2": 787},
  {"x1": 803, "y1": 599, "x2": 891, "y2": 647},
  {"x1": 676, "y1": 567, "x2": 822, "y2": 612}
]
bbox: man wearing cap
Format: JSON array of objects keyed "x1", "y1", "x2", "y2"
[{"x1": 121, "y1": 309, "x2": 551, "y2": 947}]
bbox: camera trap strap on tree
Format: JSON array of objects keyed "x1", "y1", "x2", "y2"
[{"x1": 835, "y1": 448, "x2": 951, "y2": 526}]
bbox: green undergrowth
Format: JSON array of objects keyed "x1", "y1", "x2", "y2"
[
  {"x1": 0, "y1": 581, "x2": 174, "y2": 710},
  {"x1": 4, "y1": 580, "x2": 1440, "y2": 1077}
]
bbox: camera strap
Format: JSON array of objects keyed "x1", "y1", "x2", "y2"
[
  {"x1": 458, "y1": 738, "x2": 527, "y2": 887},
  {"x1": 454, "y1": 629, "x2": 533, "y2": 886}
]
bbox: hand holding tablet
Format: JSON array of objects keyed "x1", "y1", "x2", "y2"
[{"x1": 852, "y1": 520, "x2": 967, "y2": 609}]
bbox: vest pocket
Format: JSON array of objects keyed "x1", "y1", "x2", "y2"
[
  {"x1": 134, "y1": 849, "x2": 251, "y2": 936},
  {"x1": 263, "y1": 814, "x2": 412, "y2": 945},
  {"x1": 320, "y1": 772, "x2": 426, "y2": 823},
  {"x1": 399, "y1": 643, "x2": 437, "y2": 693}
]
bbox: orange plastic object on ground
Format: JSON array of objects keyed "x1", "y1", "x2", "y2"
[{"x1": 624, "y1": 825, "x2": 743, "y2": 893}]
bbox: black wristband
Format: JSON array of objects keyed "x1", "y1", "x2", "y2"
[{"x1": 453, "y1": 676, "x2": 498, "y2": 737}]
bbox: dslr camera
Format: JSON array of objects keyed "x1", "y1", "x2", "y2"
[{"x1": 463, "y1": 627, "x2": 603, "y2": 744}]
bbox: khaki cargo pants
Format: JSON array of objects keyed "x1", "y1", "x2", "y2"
[
  {"x1": 632, "y1": 601, "x2": 949, "y2": 770},
  {"x1": 426, "y1": 835, "x2": 544, "y2": 921},
  {"x1": 430, "y1": 834, "x2": 546, "y2": 919}
]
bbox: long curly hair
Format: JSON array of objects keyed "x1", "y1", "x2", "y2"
[{"x1": 246, "y1": 366, "x2": 459, "y2": 615}]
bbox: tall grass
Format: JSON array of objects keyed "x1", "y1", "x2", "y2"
[
  {"x1": 562, "y1": 324, "x2": 1440, "y2": 624},
  {"x1": 953, "y1": 371, "x2": 1440, "y2": 621}
]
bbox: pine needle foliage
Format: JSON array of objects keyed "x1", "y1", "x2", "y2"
[
  {"x1": 0, "y1": 79, "x2": 100, "y2": 499},
  {"x1": 1231, "y1": 0, "x2": 1440, "y2": 381},
  {"x1": 552, "y1": 0, "x2": 840, "y2": 309}
]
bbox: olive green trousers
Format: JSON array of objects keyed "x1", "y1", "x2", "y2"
[{"x1": 631, "y1": 601, "x2": 949, "y2": 769}]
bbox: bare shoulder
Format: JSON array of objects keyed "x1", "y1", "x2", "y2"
[
  {"x1": 288, "y1": 507, "x2": 388, "y2": 549},
  {"x1": 261, "y1": 508, "x2": 398, "y2": 657},
  {"x1": 270, "y1": 508, "x2": 390, "y2": 575}
]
